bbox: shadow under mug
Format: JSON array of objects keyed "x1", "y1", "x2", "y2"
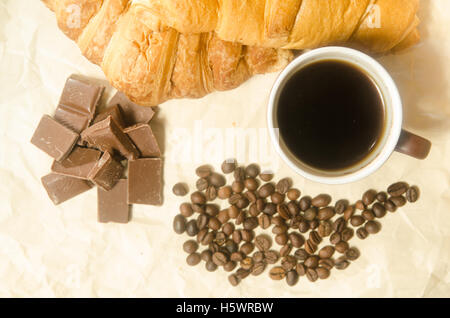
[{"x1": 267, "y1": 47, "x2": 432, "y2": 185}]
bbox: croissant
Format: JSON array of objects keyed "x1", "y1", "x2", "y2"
[{"x1": 42, "y1": 0, "x2": 420, "y2": 106}]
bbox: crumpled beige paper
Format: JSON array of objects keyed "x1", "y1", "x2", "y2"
[{"x1": 0, "y1": 0, "x2": 449, "y2": 297}]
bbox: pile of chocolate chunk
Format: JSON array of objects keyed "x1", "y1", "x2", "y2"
[{"x1": 31, "y1": 75, "x2": 163, "y2": 223}]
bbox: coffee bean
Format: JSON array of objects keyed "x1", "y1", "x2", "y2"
[
  {"x1": 206, "y1": 260, "x2": 218, "y2": 272},
  {"x1": 208, "y1": 217, "x2": 221, "y2": 231},
  {"x1": 251, "y1": 262, "x2": 266, "y2": 276},
  {"x1": 230, "y1": 252, "x2": 244, "y2": 262},
  {"x1": 244, "y1": 178, "x2": 259, "y2": 191},
  {"x1": 196, "y1": 214, "x2": 209, "y2": 230},
  {"x1": 281, "y1": 255, "x2": 297, "y2": 271},
  {"x1": 228, "y1": 206, "x2": 239, "y2": 218},
  {"x1": 355, "y1": 200, "x2": 366, "y2": 210},
  {"x1": 264, "y1": 250, "x2": 279, "y2": 264},
  {"x1": 256, "y1": 199, "x2": 266, "y2": 212},
  {"x1": 179, "y1": 203, "x2": 194, "y2": 217},
  {"x1": 263, "y1": 202, "x2": 277, "y2": 215},
  {"x1": 335, "y1": 199, "x2": 349, "y2": 214},
  {"x1": 258, "y1": 183, "x2": 275, "y2": 198},
  {"x1": 236, "y1": 197, "x2": 249, "y2": 209},
  {"x1": 201, "y1": 250, "x2": 213, "y2": 262},
  {"x1": 306, "y1": 268, "x2": 318, "y2": 282},
  {"x1": 319, "y1": 246, "x2": 335, "y2": 259},
  {"x1": 319, "y1": 258, "x2": 335, "y2": 270},
  {"x1": 388, "y1": 182, "x2": 409, "y2": 197},
  {"x1": 288, "y1": 216, "x2": 301, "y2": 229},
  {"x1": 210, "y1": 173, "x2": 226, "y2": 188},
  {"x1": 335, "y1": 241, "x2": 349, "y2": 253},
  {"x1": 333, "y1": 217, "x2": 346, "y2": 232},
  {"x1": 287, "y1": 201, "x2": 300, "y2": 217},
  {"x1": 330, "y1": 232, "x2": 341, "y2": 245},
  {"x1": 197, "y1": 228, "x2": 207, "y2": 243},
  {"x1": 228, "y1": 274, "x2": 240, "y2": 286},
  {"x1": 240, "y1": 257, "x2": 254, "y2": 270},
  {"x1": 350, "y1": 215, "x2": 365, "y2": 227},
  {"x1": 309, "y1": 231, "x2": 322, "y2": 245},
  {"x1": 287, "y1": 189, "x2": 301, "y2": 201},
  {"x1": 318, "y1": 207, "x2": 335, "y2": 221},
  {"x1": 390, "y1": 196, "x2": 406, "y2": 207},
  {"x1": 224, "y1": 261, "x2": 237, "y2": 272},
  {"x1": 304, "y1": 255, "x2": 319, "y2": 268},
  {"x1": 276, "y1": 178, "x2": 292, "y2": 194},
  {"x1": 186, "y1": 220, "x2": 199, "y2": 237},
  {"x1": 201, "y1": 231, "x2": 215, "y2": 245},
  {"x1": 172, "y1": 183, "x2": 188, "y2": 196},
  {"x1": 384, "y1": 200, "x2": 397, "y2": 212},
  {"x1": 275, "y1": 233, "x2": 288, "y2": 246},
  {"x1": 299, "y1": 196, "x2": 312, "y2": 211},
  {"x1": 240, "y1": 242, "x2": 255, "y2": 255},
  {"x1": 243, "y1": 217, "x2": 258, "y2": 230},
  {"x1": 289, "y1": 232, "x2": 305, "y2": 248},
  {"x1": 406, "y1": 186, "x2": 420, "y2": 203},
  {"x1": 309, "y1": 219, "x2": 320, "y2": 230},
  {"x1": 183, "y1": 240, "x2": 198, "y2": 254},
  {"x1": 280, "y1": 244, "x2": 293, "y2": 257},
  {"x1": 236, "y1": 268, "x2": 250, "y2": 280},
  {"x1": 316, "y1": 267, "x2": 330, "y2": 279},
  {"x1": 362, "y1": 209, "x2": 376, "y2": 221},
  {"x1": 296, "y1": 263, "x2": 307, "y2": 276},
  {"x1": 248, "y1": 203, "x2": 259, "y2": 217},
  {"x1": 218, "y1": 186, "x2": 232, "y2": 199},
  {"x1": 269, "y1": 266, "x2": 286, "y2": 280},
  {"x1": 304, "y1": 207, "x2": 317, "y2": 221},
  {"x1": 335, "y1": 257, "x2": 350, "y2": 270},
  {"x1": 255, "y1": 234, "x2": 272, "y2": 251},
  {"x1": 312, "y1": 194, "x2": 332, "y2": 207},
  {"x1": 372, "y1": 203, "x2": 386, "y2": 218},
  {"x1": 216, "y1": 211, "x2": 229, "y2": 225},
  {"x1": 277, "y1": 204, "x2": 291, "y2": 220},
  {"x1": 341, "y1": 227, "x2": 354, "y2": 242},
  {"x1": 356, "y1": 227, "x2": 369, "y2": 240},
  {"x1": 318, "y1": 221, "x2": 333, "y2": 237},
  {"x1": 245, "y1": 191, "x2": 258, "y2": 203},
  {"x1": 212, "y1": 252, "x2": 228, "y2": 266},
  {"x1": 365, "y1": 220, "x2": 381, "y2": 234},
  {"x1": 345, "y1": 247, "x2": 360, "y2": 261},
  {"x1": 362, "y1": 189, "x2": 377, "y2": 206},
  {"x1": 232, "y1": 230, "x2": 242, "y2": 244},
  {"x1": 225, "y1": 240, "x2": 238, "y2": 254},
  {"x1": 376, "y1": 191, "x2": 388, "y2": 202},
  {"x1": 191, "y1": 191, "x2": 206, "y2": 205},
  {"x1": 173, "y1": 214, "x2": 187, "y2": 234},
  {"x1": 271, "y1": 192, "x2": 285, "y2": 205},
  {"x1": 231, "y1": 181, "x2": 244, "y2": 194},
  {"x1": 298, "y1": 220, "x2": 310, "y2": 233},
  {"x1": 192, "y1": 204, "x2": 205, "y2": 214},
  {"x1": 205, "y1": 204, "x2": 219, "y2": 216},
  {"x1": 286, "y1": 270, "x2": 299, "y2": 286},
  {"x1": 241, "y1": 229, "x2": 254, "y2": 242},
  {"x1": 221, "y1": 159, "x2": 236, "y2": 174},
  {"x1": 234, "y1": 167, "x2": 245, "y2": 182},
  {"x1": 196, "y1": 165, "x2": 212, "y2": 178},
  {"x1": 258, "y1": 214, "x2": 271, "y2": 229},
  {"x1": 294, "y1": 248, "x2": 309, "y2": 261},
  {"x1": 196, "y1": 178, "x2": 209, "y2": 191},
  {"x1": 343, "y1": 205, "x2": 355, "y2": 221},
  {"x1": 245, "y1": 164, "x2": 260, "y2": 178},
  {"x1": 259, "y1": 171, "x2": 274, "y2": 182},
  {"x1": 304, "y1": 240, "x2": 317, "y2": 254},
  {"x1": 186, "y1": 253, "x2": 201, "y2": 266}
]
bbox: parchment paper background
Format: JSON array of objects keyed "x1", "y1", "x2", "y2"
[{"x1": 0, "y1": 0, "x2": 449, "y2": 297}]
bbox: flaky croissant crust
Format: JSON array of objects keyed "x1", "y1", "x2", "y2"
[{"x1": 43, "y1": 0, "x2": 420, "y2": 106}]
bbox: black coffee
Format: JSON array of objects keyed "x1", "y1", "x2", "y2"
[{"x1": 277, "y1": 59, "x2": 385, "y2": 171}]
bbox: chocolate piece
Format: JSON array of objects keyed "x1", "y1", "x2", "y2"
[
  {"x1": 55, "y1": 75, "x2": 104, "y2": 133},
  {"x1": 108, "y1": 91, "x2": 155, "y2": 127},
  {"x1": 92, "y1": 104, "x2": 125, "y2": 128},
  {"x1": 87, "y1": 151, "x2": 124, "y2": 190},
  {"x1": 51, "y1": 146, "x2": 102, "y2": 179},
  {"x1": 128, "y1": 158, "x2": 163, "y2": 205},
  {"x1": 41, "y1": 173, "x2": 93, "y2": 205},
  {"x1": 124, "y1": 124, "x2": 161, "y2": 158},
  {"x1": 98, "y1": 179, "x2": 130, "y2": 224},
  {"x1": 31, "y1": 115, "x2": 79, "y2": 161},
  {"x1": 81, "y1": 116, "x2": 139, "y2": 160}
]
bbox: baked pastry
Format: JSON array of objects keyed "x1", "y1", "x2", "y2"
[{"x1": 43, "y1": 0, "x2": 420, "y2": 106}]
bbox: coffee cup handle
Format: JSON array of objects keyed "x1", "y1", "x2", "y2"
[{"x1": 395, "y1": 129, "x2": 431, "y2": 160}]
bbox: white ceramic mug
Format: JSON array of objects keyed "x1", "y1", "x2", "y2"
[{"x1": 267, "y1": 47, "x2": 431, "y2": 185}]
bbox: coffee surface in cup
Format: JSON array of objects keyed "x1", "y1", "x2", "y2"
[{"x1": 277, "y1": 59, "x2": 385, "y2": 171}]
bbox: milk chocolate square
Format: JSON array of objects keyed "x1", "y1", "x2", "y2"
[
  {"x1": 98, "y1": 179, "x2": 130, "y2": 224},
  {"x1": 124, "y1": 124, "x2": 161, "y2": 158},
  {"x1": 88, "y1": 151, "x2": 124, "y2": 190},
  {"x1": 92, "y1": 104, "x2": 125, "y2": 128},
  {"x1": 55, "y1": 75, "x2": 104, "y2": 133},
  {"x1": 31, "y1": 115, "x2": 79, "y2": 161},
  {"x1": 51, "y1": 146, "x2": 102, "y2": 179},
  {"x1": 41, "y1": 173, "x2": 93, "y2": 205},
  {"x1": 108, "y1": 91, "x2": 155, "y2": 127},
  {"x1": 128, "y1": 158, "x2": 163, "y2": 205},
  {"x1": 81, "y1": 116, "x2": 139, "y2": 160}
]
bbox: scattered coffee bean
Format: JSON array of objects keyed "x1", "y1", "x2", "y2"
[
  {"x1": 299, "y1": 196, "x2": 312, "y2": 211},
  {"x1": 224, "y1": 261, "x2": 236, "y2": 272},
  {"x1": 372, "y1": 203, "x2": 386, "y2": 218},
  {"x1": 230, "y1": 252, "x2": 244, "y2": 262},
  {"x1": 333, "y1": 217, "x2": 346, "y2": 232},
  {"x1": 173, "y1": 214, "x2": 187, "y2": 234},
  {"x1": 243, "y1": 217, "x2": 258, "y2": 230},
  {"x1": 316, "y1": 267, "x2": 330, "y2": 279},
  {"x1": 258, "y1": 183, "x2": 275, "y2": 198},
  {"x1": 287, "y1": 189, "x2": 301, "y2": 201},
  {"x1": 345, "y1": 247, "x2": 360, "y2": 261},
  {"x1": 196, "y1": 178, "x2": 209, "y2": 191},
  {"x1": 206, "y1": 260, "x2": 218, "y2": 272},
  {"x1": 240, "y1": 257, "x2": 254, "y2": 270},
  {"x1": 271, "y1": 192, "x2": 285, "y2": 205},
  {"x1": 185, "y1": 220, "x2": 199, "y2": 237},
  {"x1": 241, "y1": 229, "x2": 254, "y2": 242},
  {"x1": 281, "y1": 255, "x2": 297, "y2": 271},
  {"x1": 289, "y1": 232, "x2": 305, "y2": 248},
  {"x1": 296, "y1": 263, "x2": 307, "y2": 276},
  {"x1": 343, "y1": 205, "x2": 355, "y2": 221},
  {"x1": 196, "y1": 165, "x2": 212, "y2": 178},
  {"x1": 384, "y1": 200, "x2": 397, "y2": 212},
  {"x1": 306, "y1": 268, "x2": 319, "y2": 282},
  {"x1": 263, "y1": 202, "x2": 277, "y2": 215},
  {"x1": 212, "y1": 252, "x2": 228, "y2": 266},
  {"x1": 390, "y1": 196, "x2": 406, "y2": 207},
  {"x1": 318, "y1": 207, "x2": 335, "y2": 220},
  {"x1": 210, "y1": 173, "x2": 226, "y2": 187},
  {"x1": 330, "y1": 232, "x2": 341, "y2": 245},
  {"x1": 286, "y1": 270, "x2": 299, "y2": 286},
  {"x1": 355, "y1": 200, "x2": 366, "y2": 210},
  {"x1": 341, "y1": 227, "x2": 354, "y2": 242},
  {"x1": 192, "y1": 204, "x2": 205, "y2": 214},
  {"x1": 376, "y1": 191, "x2": 388, "y2": 202},
  {"x1": 228, "y1": 206, "x2": 239, "y2": 218},
  {"x1": 280, "y1": 244, "x2": 293, "y2": 257},
  {"x1": 245, "y1": 164, "x2": 260, "y2": 178},
  {"x1": 240, "y1": 242, "x2": 255, "y2": 255},
  {"x1": 233, "y1": 167, "x2": 245, "y2": 182},
  {"x1": 335, "y1": 199, "x2": 349, "y2": 214},
  {"x1": 318, "y1": 221, "x2": 333, "y2": 237},
  {"x1": 350, "y1": 215, "x2": 365, "y2": 227},
  {"x1": 275, "y1": 233, "x2": 288, "y2": 246},
  {"x1": 309, "y1": 219, "x2": 320, "y2": 230},
  {"x1": 173, "y1": 183, "x2": 188, "y2": 196},
  {"x1": 269, "y1": 266, "x2": 286, "y2": 280},
  {"x1": 276, "y1": 178, "x2": 292, "y2": 194},
  {"x1": 186, "y1": 253, "x2": 201, "y2": 266},
  {"x1": 319, "y1": 258, "x2": 335, "y2": 270},
  {"x1": 312, "y1": 194, "x2": 332, "y2": 207},
  {"x1": 255, "y1": 235, "x2": 272, "y2": 251},
  {"x1": 319, "y1": 246, "x2": 335, "y2": 259},
  {"x1": 205, "y1": 185, "x2": 217, "y2": 201},
  {"x1": 406, "y1": 186, "x2": 420, "y2": 203},
  {"x1": 228, "y1": 274, "x2": 240, "y2": 286},
  {"x1": 277, "y1": 204, "x2": 290, "y2": 220},
  {"x1": 221, "y1": 159, "x2": 236, "y2": 174},
  {"x1": 180, "y1": 203, "x2": 194, "y2": 217},
  {"x1": 201, "y1": 250, "x2": 213, "y2": 262},
  {"x1": 298, "y1": 220, "x2": 310, "y2": 233},
  {"x1": 264, "y1": 250, "x2": 279, "y2": 264},
  {"x1": 231, "y1": 181, "x2": 245, "y2": 194},
  {"x1": 304, "y1": 240, "x2": 317, "y2": 254},
  {"x1": 356, "y1": 227, "x2": 369, "y2": 240},
  {"x1": 206, "y1": 204, "x2": 219, "y2": 216},
  {"x1": 218, "y1": 186, "x2": 232, "y2": 199},
  {"x1": 304, "y1": 255, "x2": 319, "y2": 268},
  {"x1": 244, "y1": 178, "x2": 259, "y2": 191},
  {"x1": 196, "y1": 214, "x2": 209, "y2": 230},
  {"x1": 258, "y1": 214, "x2": 271, "y2": 229},
  {"x1": 191, "y1": 191, "x2": 206, "y2": 205},
  {"x1": 365, "y1": 221, "x2": 381, "y2": 234},
  {"x1": 309, "y1": 231, "x2": 322, "y2": 245},
  {"x1": 362, "y1": 209, "x2": 376, "y2": 221},
  {"x1": 236, "y1": 268, "x2": 250, "y2": 280},
  {"x1": 259, "y1": 171, "x2": 274, "y2": 182},
  {"x1": 335, "y1": 241, "x2": 349, "y2": 253},
  {"x1": 304, "y1": 207, "x2": 317, "y2": 221},
  {"x1": 362, "y1": 189, "x2": 377, "y2": 206},
  {"x1": 251, "y1": 262, "x2": 266, "y2": 276},
  {"x1": 388, "y1": 182, "x2": 409, "y2": 197},
  {"x1": 335, "y1": 257, "x2": 350, "y2": 270},
  {"x1": 287, "y1": 201, "x2": 299, "y2": 217},
  {"x1": 183, "y1": 240, "x2": 198, "y2": 254}
]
